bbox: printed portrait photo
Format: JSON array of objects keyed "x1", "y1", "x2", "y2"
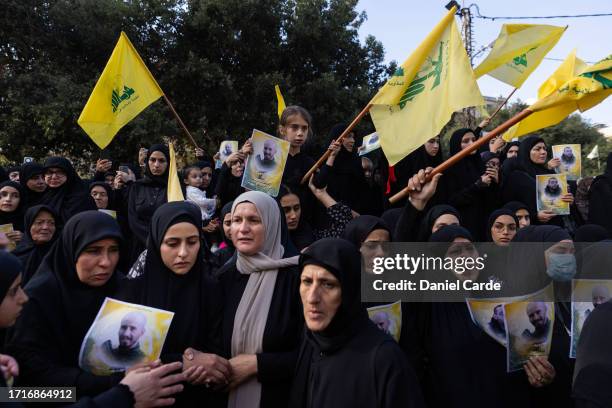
[
  {"x1": 536, "y1": 174, "x2": 570, "y2": 215},
  {"x1": 367, "y1": 301, "x2": 402, "y2": 342},
  {"x1": 552, "y1": 144, "x2": 581, "y2": 181},
  {"x1": 242, "y1": 129, "x2": 289, "y2": 197},
  {"x1": 570, "y1": 279, "x2": 612, "y2": 358}
]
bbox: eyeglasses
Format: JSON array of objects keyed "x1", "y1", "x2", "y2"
[{"x1": 45, "y1": 170, "x2": 66, "y2": 177}]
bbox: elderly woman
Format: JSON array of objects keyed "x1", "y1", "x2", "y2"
[
  {"x1": 290, "y1": 238, "x2": 424, "y2": 407},
  {"x1": 217, "y1": 191, "x2": 301, "y2": 408}
]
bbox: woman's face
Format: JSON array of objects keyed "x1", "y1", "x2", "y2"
[
  {"x1": 460, "y1": 132, "x2": 477, "y2": 154},
  {"x1": 148, "y1": 151, "x2": 168, "y2": 176},
  {"x1": 530, "y1": 142, "x2": 547, "y2": 164},
  {"x1": 490, "y1": 215, "x2": 517, "y2": 246},
  {"x1": 160, "y1": 222, "x2": 200, "y2": 275},
  {"x1": 222, "y1": 213, "x2": 232, "y2": 241},
  {"x1": 0, "y1": 274, "x2": 28, "y2": 328},
  {"x1": 0, "y1": 186, "x2": 20, "y2": 212},
  {"x1": 515, "y1": 209, "x2": 530, "y2": 229},
  {"x1": 75, "y1": 238, "x2": 120, "y2": 287},
  {"x1": 27, "y1": 174, "x2": 47, "y2": 193},
  {"x1": 445, "y1": 237, "x2": 480, "y2": 281},
  {"x1": 425, "y1": 137, "x2": 440, "y2": 157},
  {"x1": 231, "y1": 202, "x2": 265, "y2": 256},
  {"x1": 44, "y1": 167, "x2": 67, "y2": 188},
  {"x1": 90, "y1": 186, "x2": 109, "y2": 209},
  {"x1": 280, "y1": 114, "x2": 309, "y2": 150},
  {"x1": 30, "y1": 210, "x2": 56, "y2": 244},
  {"x1": 432, "y1": 214, "x2": 460, "y2": 233},
  {"x1": 201, "y1": 167, "x2": 213, "y2": 188},
  {"x1": 341, "y1": 133, "x2": 355, "y2": 152},
  {"x1": 300, "y1": 264, "x2": 342, "y2": 332},
  {"x1": 231, "y1": 160, "x2": 245, "y2": 177},
  {"x1": 360, "y1": 229, "x2": 390, "y2": 274},
  {"x1": 280, "y1": 194, "x2": 301, "y2": 231},
  {"x1": 507, "y1": 145, "x2": 519, "y2": 159}
]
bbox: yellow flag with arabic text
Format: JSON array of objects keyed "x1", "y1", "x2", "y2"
[
  {"x1": 167, "y1": 142, "x2": 185, "y2": 202},
  {"x1": 369, "y1": 7, "x2": 484, "y2": 166},
  {"x1": 504, "y1": 53, "x2": 611, "y2": 140},
  {"x1": 78, "y1": 32, "x2": 164, "y2": 149},
  {"x1": 474, "y1": 24, "x2": 565, "y2": 88}
]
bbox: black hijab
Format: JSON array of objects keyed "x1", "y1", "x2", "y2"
[
  {"x1": 417, "y1": 204, "x2": 461, "y2": 242},
  {"x1": 300, "y1": 238, "x2": 368, "y2": 351},
  {"x1": 142, "y1": 144, "x2": 170, "y2": 186},
  {"x1": 503, "y1": 200, "x2": 529, "y2": 214},
  {"x1": 502, "y1": 141, "x2": 520, "y2": 161},
  {"x1": 89, "y1": 181, "x2": 116, "y2": 211},
  {"x1": 0, "y1": 166, "x2": 7, "y2": 183},
  {"x1": 429, "y1": 224, "x2": 473, "y2": 243},
  {"x1": 574, "y1": 224, "x2": 611, "y2": 242},
  {"x1": 40, "y1": 157, "x2": 96, "y2": 226},
  {"x1": 129, "y1": 201, "x2": 216, "y2": 355},
  {"x1": 393, "y1": 142, "x2": 443, "y2": 188},
  {"x1": 486, "y1": 208, "x2": 519, "y2": 242},
  {"x1": 516, "y1": 135, "x2": 551, "y2": 177},
  {"x1": 0, "y1": 251, "x2": 22, "y2": 300},
  {"x1": 341, "y1": 215, "x2": 390, "y2": 246},
  {"x1": 12, "y1": 205, "x2": 59, "y2": 285},
  {"x1": 19, "y1": 162, "x2": 46, "y2": 206},
  {"x1": 446, "y1": 128, "x2": 484, "y2": 192},
  {"x1": 0, "y1": 181, "x2": 26, "y2": 232},
  {"x1": 195, "y1": 160, "x2": 216, "y2": 196}
]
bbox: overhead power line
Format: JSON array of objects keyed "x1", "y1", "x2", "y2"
[{"x1": 466, "y1": 4, "x2": 612, "y2": 21}]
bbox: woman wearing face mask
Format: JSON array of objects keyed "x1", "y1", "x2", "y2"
[
  {"x1": 120, "y1": 201, "x2": 228, "y2": 406},
  {"x1": 0, "y1": 181, "x2": 26, "y2": 247},
  {"x1": 290, "y1": 238, "x2": 424, "y2": 408},
  {"x1": 510, "y1": 225, "x2": 576, "y2": 408},
  {"x1": 444, "y1": 128, "x2": 501, "y2": 240},
  {"x1": 501, "y1": 136, "x2": 574, "y2": 228},
  {"x1": 40, "y1": 157, "x2": 97, "y2": 227},
  {"x1": 12, "y1": 205, "x2": 58, "y2": 285},
  {"x1": 6, "y1": 211, "x2": 129, "y2": 397},
  {"x1": 0, "y1": 252, "x2": 191, "y2": 408},
  {"x1": 127, "y1": 144, "x2": 170, "y2": 263},
  {"x1": 217, "y1": 191, "x2": 301, "y2": 408},
  {"x1": 19, "y1": 162, "x2": 47, "y2": 208}
]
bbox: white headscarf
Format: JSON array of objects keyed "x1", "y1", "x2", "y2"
[{"x1": 228, "y1": 191, "x2": 299, "y2": 408}]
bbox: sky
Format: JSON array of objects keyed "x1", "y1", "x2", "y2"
[{"x1": 356, "y1": 0, "x2": 611, "y2": 129}]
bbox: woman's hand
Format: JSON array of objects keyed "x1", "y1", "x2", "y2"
[
  {"x1": 326, "y1": 140, "x2": 342, "y2": 166},
  {"x1": 227, "y1": 354, "x2": 257, "y2": 390},
  {"x1": 183, "y1": 348, "x2": 232, "y2": 386},
  {"x1": 538, "y1": 210, "x2": 556, "y2": 223},
  {"x1": 489, "y1": 137, "x2": 505, "y2": 153},
  {"x1": 547, "y1": 158, "x2": 561, "y2": 170},
  {"x1": 524, "y1": 356, "x2": 556, "y2": 388},
  {"x1": 225, "y1": 152, "x2": 246, "y2": 167},
  {"x1": 241, "y1": 139, "x2": 253, "y2": 156},
  {"x1": 202, "y1": 219, "x2": 219, "y2": 233},
  {"x1": 485, "y1": 167, "x2": 499, "y2": 184},
  {"x1": 407, "y1": 168, "x2": 442, "y2": 211},
  {"x1": 121, "y1": 361, "x2": 186, "y2": 408},
  {"x1": 0, "y1": 354, "x2": 19, "y2": 380},
  {"x1": 5, "y1": 230, "x2": 22, "y2": 244},
  {"x1": 561, "y1": 193, "x2": 574, "y2": 204}
]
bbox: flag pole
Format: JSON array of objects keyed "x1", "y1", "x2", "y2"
[
  {"x1": 162, "y1": 95, "x2": 201, "y2": 150},
  {"x1": 300, "y1": 103, "x2": 372, "y2": 184},
  {"x1": 388, "y1": 108, "x2": 533, "y2": 204},
  {"x1": 488, "y1": 88, "x2": 517, "y2": 122}
]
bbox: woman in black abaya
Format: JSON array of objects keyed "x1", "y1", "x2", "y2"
[
  {"x1": 290, "y1": 238, "x2": 424, "y2": 408},
  {"x1": 0, "y1": 181, "x2": 26, "y2": 247},
  {"x1": 40, "y1": 157, "x2": 97, "y2": 226},
  {"x1": 6, "y1": 211, "x2": 126, "y2": 398},
  {"x1": 19, "y1": 162, "x2": 47, "y2": 208}
]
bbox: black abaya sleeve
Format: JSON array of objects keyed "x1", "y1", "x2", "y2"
[
  {"x1": 394, "y1": 200, "x2": 425, "y2": 242},
  {"x1": 127, "y1": 184, "x2": 151, "y2": 246},
  {"x1": 374, "y1": 341, "x2": 425, "y2": 408},
  {"x1": 257, "y1": 348, "x2": 300, "y2": 384},
  {"x1": 588, "y1": 178, "x2": 612, "y2": 235}
]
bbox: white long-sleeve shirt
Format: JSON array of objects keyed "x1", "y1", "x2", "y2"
[{"x1": 186, "y1": 186, "x2": 217, "y2": 220}]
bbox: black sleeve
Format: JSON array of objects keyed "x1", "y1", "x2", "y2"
[
  {"x1": 127, "y1": 184, "x2": 149, "y2": 245},
  {"x1": 312, "y1": 164, "x2": 331, "y2": 189},
  {"x1": 588, "y1": 179, "x2": 612, "y2": 235},
  {"x1": 214, "y1": 164, "x2": 233, "y2": 207},
  {"x1": 73, "y1": 384, "x2": 134, "y2": 408},
  {"x1": 394, "y1": 200, "x2": 425, "y2": 242},
  {"x1": 203, "y1": 276, "x2": 225, "y2": 356}
]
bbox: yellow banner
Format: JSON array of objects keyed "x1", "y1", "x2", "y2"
[
  {"x1": 275, "y1": 85, "x2": 286, "y2": 119},
  {"x1": 167, "y1": 142, "x2": 185, "y2": 202}
]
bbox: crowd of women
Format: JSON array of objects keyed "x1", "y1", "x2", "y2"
[{"x1": 1, "y1": 104, "x2": 612, "y2": 407}]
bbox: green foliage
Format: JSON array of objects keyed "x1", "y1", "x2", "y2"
[{"x1": 1, "y1": 0, "x2": 392, "y2": 168}]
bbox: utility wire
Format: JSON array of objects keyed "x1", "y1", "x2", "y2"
[{"x1": 466, "y1": 4, "x2": 612, "y2": 20}]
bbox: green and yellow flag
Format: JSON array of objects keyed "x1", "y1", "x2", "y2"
[
  {"x1": 474, "y1": 24, "x2": 565, "y2": 88},
  {"x1": 369, "y1": 7, "x2": 484, "y2": 166},
  {"x1": 275, "y1": 84, "x2": 286, "y2": 119},
  {"x1": 167, "y1": 142, "x2": 185, "y2": 202},
  {"x1": 504, "y1": 53, "x2": 611, "y2": 140},
  {"x1": 78, "y1": 32, "x2": 164, "y2": 149}
]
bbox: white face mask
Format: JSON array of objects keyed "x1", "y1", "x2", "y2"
[{"x1": 546, "y1": 253, "x2": 577, "y2": 282}]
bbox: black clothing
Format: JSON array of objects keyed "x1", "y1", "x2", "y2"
[
  {"x1": 486, "y1": 208, "x2": 519, "y2": 242},
  {"x1": 12, "y1": 205, "x2": 58, "y2": 285},
  {"x1": 40, "y1": 157, "x2": 97, "y2": 227},
  {"x1": 588, "y1": 153, "x2": 612, "y2": 236},
  {"x1": 88, "y1": 182, "x2": 117, "y2": 211},
  {"x1": 574, "y1": 224, "x2": 610, "y2": 242},
  {"x1": 217, "y1": 260, "x2": 302, "y2": 408},
  {"x1": 0, "y1": 251, "x2": 22, "y2": 298},
  {"x1": 341, "y1": 215, "x2": 390, "y2": 246},
  {"x1": 19, "y1": 162, "x2": 46, "y2": 207},
  {"x1": 214, "y1": 163, "x2": 245, "y2": 207},
  {"x1": 0, "y1": 181, "x2": 26, "y2": 232},
  {"x1": 7, "y1": 211, "x2": 125, "y2": 399}
]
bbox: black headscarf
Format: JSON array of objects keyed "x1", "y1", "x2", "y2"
[
  {"x1": 512, "y1": 224, "x2": 571, "y2": 245},
  {"x1": 12, "y1": 205, "x2": 59, "y2": 285},
  {"x1": 502, "y1": 141, "x2": 520, "y2": 161},
  {"x1": 341, "y1": 215, "x2": 390, "y2": 246},
  {"x1": 19, "y1": 162, "x2": 46, "y2": 206},
  {"x1": 143, "y1": 144, "x2": 170, "y2": 186},
  {"x1": 486, "y1": 208, "x2": 519, "y2": 242},
  {"x1": 429, "y1": 224, "x2": 473, "y2": 243},
  {"x1": 300, "y1": 238, "x2": 368, "y2": 351},
  {"x1": 89, "y1": 181, "x2": 116, "y2": 211},
  {"x1": 40, "y1": 157, "x2": 96, "y2": 226},
  {"x1": 128, "y1": 201, "x2": 217, "y2": 356},
  {"x1": 0, "y1": 251, "x2": 22, "y2": 300},
  {"x1": 574, "y1": 224, "x2": 610, "y2": 243},
  {"x1": 0, "y1": 166, "x2": 7, "y2": 183},
  {"x1": 195, "y1": 160, "x2": 216, "y2": 196},
  {"x1": 516, "y1": 135, "x2": 551, "y2": 177},
  {"x1": 393, "y1": 142, "x2": 443, "y2": 189},
  {"x1": 0, "y1": 181, "x2": 26, "y2": 232},
  {"x1": 417, "y1": 204, "x2": 461, "y2": 241},
  {"x1": 481, "y1": 151, "x2": 499, "y2": 165},
  {"x1": 503, "y1": 200, "x2": 529, "y2": 214},
  {"x1": 446, "y1": 128, "x2": 484, "y2": 191}
]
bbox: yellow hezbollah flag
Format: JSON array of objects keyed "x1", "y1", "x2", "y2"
[
  {"x1": 167, "y1": 142, "x2": 185, "y2": 202},
  {"x1": 78, "y1": 32, "x2": 164, "y2": 149},
  {"x1": 370, "y1": 7, "x2": 484, "y2": 166},
  {"x1": 275, "y1": 85, "x2": 286, "y2": 119},
  {"x1": 474, "y1": 24, "x2": 565, "y2": 88},
  {"x1": 504, "y1": 53, "x2": 611, "y2": 140}
]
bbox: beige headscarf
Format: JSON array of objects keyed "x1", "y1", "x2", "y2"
[{"x1": 228, "y1": 191, "x2": 299, "y2": 408}]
